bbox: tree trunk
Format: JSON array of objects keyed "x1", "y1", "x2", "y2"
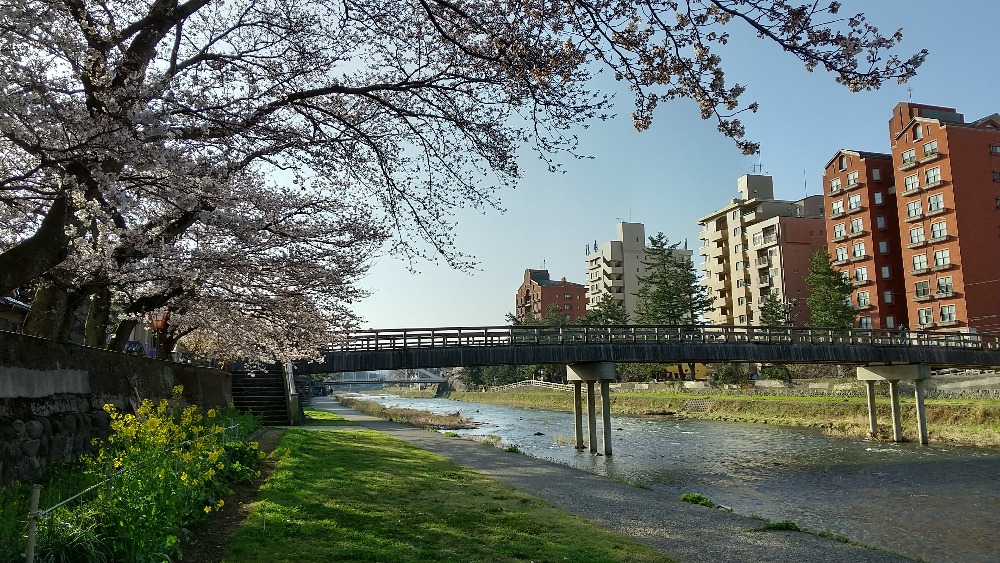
[
  {"x1": 108, "y1": 319, "x2": 138, "y2": 351},
  {"x1": 0, "y1": 197, "x2": 70, "y2": 294},
  {"x1": 84, "y1": 287, "x2": 112, "y2": 347},
  {"x1": 22, "y1": 279, "x2": 70, "y2": 339}
]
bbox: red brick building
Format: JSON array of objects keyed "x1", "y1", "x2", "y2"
[
  {"x1": 823, "y1": 150, "x2": 907, "y2": 329},
  {"x1": 889, "y1": 103, "x2": 1000, "y2": 332},
  {"x1": 515, "y1": 269, "x2": 587, "y2": 323}
]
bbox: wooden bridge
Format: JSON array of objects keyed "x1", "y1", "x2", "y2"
[{"x1": 312, "y1": 324, "x2": 1000, "y2": 373}]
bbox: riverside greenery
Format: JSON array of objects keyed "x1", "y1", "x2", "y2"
[
  {"x1": 0, "y1": 387, "x2": 261, "y2": 562},
  {"x1": 222, "y1": 428, "x2": 671, "y2": 563}
]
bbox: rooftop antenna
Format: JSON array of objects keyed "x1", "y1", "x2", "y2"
[
  {"x1": 803, "y1": 168, "x2": 808, "y2": 197},
  {"x1": 907, "y1": 85, "x2": 914, "y2": 102},
  {"x1": 751, "y1": 150, "x2": 763, "y2": 174}
]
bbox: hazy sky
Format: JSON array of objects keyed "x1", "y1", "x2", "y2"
[{"x1": 352, "y1": 1, "x2": 1000, "y2": 329}]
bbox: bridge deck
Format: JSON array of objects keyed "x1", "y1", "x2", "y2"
[{"x1": 309, "y1": 325, "x2": 1000, "y2": 373}]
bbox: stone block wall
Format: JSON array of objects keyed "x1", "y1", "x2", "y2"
[{"x1": 0, "y1": 330, "x2": 231, "y2": 484}]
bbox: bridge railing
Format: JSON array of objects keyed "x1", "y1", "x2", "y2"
[{"x1": 326, "y1": 325, "x2": 1000, "y2": 352}]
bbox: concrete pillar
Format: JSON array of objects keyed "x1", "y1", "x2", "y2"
[
  {"x1": 600, "y1": 380, "x2": 613, "y2": 456},
  {"x1": 914, "y1": 379, "x2": 929, "y2": 445},
  {"x1": 573, "y1": 381, "x2": 584, "y2": 449},
  {"x1": 586, "y1": 381, "x2": 597, "y2": 453},
  {"x1": 865, "y1": 380, "x2": 877, "y2": 437},
  {"x1": 888, "y1": 380, "x2": 903, "y2": 442}
]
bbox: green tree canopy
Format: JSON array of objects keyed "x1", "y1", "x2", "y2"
[
  {"x1": 759, "y1": 290, "x2": 792, "y2": 326},
  {"x1": 805, "y1": 248, "x2": 856, "y2": 328},
  {"x1": 634, "y1": 233, "x2": 711, "y2": 326}
]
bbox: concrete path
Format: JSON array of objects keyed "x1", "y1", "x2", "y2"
[{"x1": 306, "y1": 397, "x2": 914, "y2": 563}]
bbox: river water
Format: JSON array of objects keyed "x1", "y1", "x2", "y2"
[{"x1": 357, "y1": 394, "x2": 1000, "y2": 563}]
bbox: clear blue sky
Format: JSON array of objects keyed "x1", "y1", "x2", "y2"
[{"x1": 353, "y1": 1, "x2": 1000, "y2": 329}]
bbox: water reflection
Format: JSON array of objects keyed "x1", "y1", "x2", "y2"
[{"x1": 358, "y1": 394, "x2": 1000, "y2": 563}]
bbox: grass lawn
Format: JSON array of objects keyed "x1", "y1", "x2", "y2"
[
  {"x1": 302, "y1": 407, "x2": 355, "y2": 425},
  {"x1": 223, "y1": 429, "x2": 671, "y2": 562}
]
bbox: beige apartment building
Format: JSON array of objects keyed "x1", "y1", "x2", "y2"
[
  {"x1": 698, "y1": 175, "x2": 826, "y2": 326},
  {"x1": 584, "y1": 222, "x2": 691, "y2": 320}
]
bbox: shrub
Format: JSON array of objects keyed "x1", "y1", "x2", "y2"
[
  {"x1": 680, "y1": 492, "x2": 715, "y2": 508},
  {"x1": 713, "y1": 363, "x2": 747, "y2": 385},
  {"x1": 761, "y1": 364, "x2": 792, "y2": 381}
]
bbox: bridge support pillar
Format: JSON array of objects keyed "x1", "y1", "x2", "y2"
[
  {"x1": 586, "y1": 381, "x2": 597, "y2": 453},
  {"x1": 573, "y1": 382, "x2": 584, "y2": 449},
  {"x1": 567, "y1": 362, "x2": 616, "y2": 456},
  {"x1": 865, "y1": 380, "x2": 877, "y2": 437},
  {"x1": 857, "y1": 364, "x2": 931, "y2": 444}
]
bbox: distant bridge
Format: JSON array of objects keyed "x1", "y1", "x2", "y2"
[
  {"x1": 309, "y1": 325, "x2": 1000, "y2": 373},
  {"x1": 324, "y1": 369, "x2": 446, "y2": 385}
]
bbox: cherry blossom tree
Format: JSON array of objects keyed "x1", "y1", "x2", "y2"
[{"x1": 0, "y1": 0, "x2": 924, "y2": 359}]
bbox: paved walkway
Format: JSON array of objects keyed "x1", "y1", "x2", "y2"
[{"x1": 306, "y1": 397, "x2": 913, "y2": 563}]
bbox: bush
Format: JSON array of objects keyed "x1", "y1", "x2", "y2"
[
  {"x1": 713, "y1": 363, "x2": 747, "y2": 385},
  {"x1": 680, "y1": 492, "x2": 716, "y2": 508},
  {"x1": 0, "y1": 387, "x2": 262, "y2": 562},
  {"x1": 761, "y1": 364, "x2": 791, "y2": 381}
]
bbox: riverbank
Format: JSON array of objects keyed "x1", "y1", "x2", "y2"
[{"x1": 437, "y1": 389, "x2": 1000, "y2": 448}]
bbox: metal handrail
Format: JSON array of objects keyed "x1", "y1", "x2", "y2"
[{"x1": 324, "y1": 325, "x2": 1000, "y2": 352}]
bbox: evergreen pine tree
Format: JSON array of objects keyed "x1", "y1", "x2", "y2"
[{"x1": 805, "y1": 247, "x2": 856, "y2": 328}]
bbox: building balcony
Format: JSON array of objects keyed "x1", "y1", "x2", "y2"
[
  {"x1": 849, "y1": 254, "x2": 869, "y2": 263},
  {"x1": 907, "y1": 240, "x2": 928, "y2": 249},
  {"x1": 847, "y1": 230, "x2": 867, "y2": 239},
  {"x1": 919, "y1": 150, "x2": 941, "y2": 164},
  {"x1": 938, "y1": 319, "x2": 959, "y2": 327},
  {"x1": 846, "y1": 206, "x2": 865, "y2": 216},
  {"x1": 923, "y1": 179, "x2": 943, "y2": 190},
  {"x1": 904, "y1": 213, "x2": 924, "y2": 223},
  {"x1": 901, "y1": 186, "x2": 922, "y2": 197},
  {"x1": 755, "y1": 256, "x2": 771, "y2": 267},
  {"x1": 899, "y1": 159, "x2": 918, "y2": 171},
  {"x1": 845, "y1": 180, "x2": 863, "y2": 192},
  {"x1": 832, "y1": 234, "x2": 848, "y2": 243},
  {"x1": 829, "y1": 211, "x2": 846, "y2": 220},
  {"x1": 829, "y1": 186, "x2": 843, "y2": 196},
  {"x1": 918, "y1": 321, "x2": 936, "y2": 329},
  {"x1": 926, "y1": 207, "x2": 947, "y2": 217},
  {"x1": 913, "y1": 294, "x2": 932, "y2": 302},
  {"x1": 851, "y1": 278, "x2": 871, "y2": 287},
  {"x1": 832, "y1": 258, "x2": 849, "y2": 267},
  {"x1": 910, "y1": 267, "x2": 929, "y2": 276},
  {"x1": 931, "y1": 263, "x2": 954, "y2": 272},
  {"x1": 936, "y1": 290, "x2": 955, "y2": 298},
  {"x1": 853, "y1": 303, "x2": 873, "y2": 311},
  {"x1": 758, "y1": 276, "x2": 772, "y2": 286},
  {"x1": 928, "y1": 235, "x2": 950, "y2": 244}
]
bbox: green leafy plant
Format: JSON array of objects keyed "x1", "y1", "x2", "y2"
[{"x1": 680, "y1": 492, "x2": 715, "y2": 508}]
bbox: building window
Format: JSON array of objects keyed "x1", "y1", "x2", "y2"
[
  {"x1": 879, "y1": 240, "x2": 888, "y2": 254},
  {"x1": 906, "y1": 200, "x2": 923, "y2": 218},
  {"x1": 857, "y1": 291, "x2": 870, "y2": 306},
  {"x1": 564, "y1": 294, "x2": 572, "y2": 299},
  {"x1": 910, "y1": 227, "x2": 925, "y2": 244},
  {"x1": 994, "y1": 172, "x2": 1000, "y2": 182},
  {"x1": 925, "y1": 166, "x2": 941, "y2": 185},
  {"x1": 937, "y1": 276, "x2": 953, "y2": 294},
  {"x1": 855, "y1": 267, "x2": 868, "y2": 281},
  {"x1": 912, "y1": 253, "x2": 927, "y2": 271},
  {"x1": 752, "y1": 233, "x2": 763, "y2": 245},
  {"x1": 736, "y1": 261, "x2": 744, "y2": 270},
  {"x1": 736, "y1": 279, "x2": 745, "y2": 288},
  {"x1": 886, "y1": 315, "x2": 896, "y2": 329},
  {"x1": 852, "y1": 241, "x2": 865, "y2": 258},
  {"x1": 940, "y1": 304, "x2": 956, "y2": 322},
  {"x1": 848, "y1": 194, "x2": 861, "y2": 210},
  {"x1": 923, "y1": 140, "x2": 938, "y2": 157},
  {"x1": 832, "y1": 200, "x2": 844, "y2": 215},
  {"x1": 904, "y1": 174, "x2": 919, "y2": 192},
  {"x1": 931, "y1": 221, "x2": 948, "y2": 240},
  {"x1": 873, "y1": 191, "x2": 884, "y2": 205},
  {"x1": 563, "y1": 304, "x2": 572, "y2": 310},
  {"x1": 838, "y1": 155, "x2": 847, "y2": 170},
  {"x1": 876, "y1": 216, "x2": 887, "y2": 230},
  {"x1": 902, "y1": 148, "x2": 916, "y2": 165},
  {"x1": 734, "y1": 243, "x2": 742, "y2": 253},
  {"x1": 883, "y1": 290, "x2": 893, "y2": 304},
  {"x1": 836, "y1": 247, "x2": 848, "y2": 261},
  {"x1": 850, "y1": 218, "x2": 863, "y2": 234},
  {"x1": 991, "y1": 144, "x2": 1000, "y2": 155},
  {"x1": 858, "y1": 316, "x2": 872, "y2": 329},
  {"x1": 738, "y1": 297, "x2": 746, "y2": 306},
  {"x1": 934, "y1": 249, "x2": 950, "y2": 267},
  {"x1": 833, "y1": 223, "x2": 846, "y2": 238},
  {"x1": 738, "y1": 315, "x2": 747, "y2": 324},
  {"x1": 927, "y1": 193, "x2": 944, "y2": 212},
  {"x1": 881, "y1": 265, "x2": 891, "y2": 279},
  {"x1": 847, "y1": 171, "x2": 859, "y2": 186},
  {"x1": 915, "y1": 281, "x2": 930, "y2": 298},
  {"x1": 830, "y1": 177, "x2": 842, "y2": 192},
  {"x1": 873, "y1": 168, "x2": 882, "y2": 181},
  {"x1": 913, "y1": 124, "x2": 923, "y2": 140},
  {"x1": 918, "y1": 308, "x2": 933, "y2": 325}
]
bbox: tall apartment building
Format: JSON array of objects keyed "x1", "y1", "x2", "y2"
[
  {"x1": 823, "y1": 150, "x2": 907, "y2": 329},
  {"x1": 887, "y1": 102, "x2": 1000, "y2": 332},
  {"x1": 514, "y1": 269, "x2": 587, "y2": 323},
  {"x1": 698, "y1": 175, "x2": 826, "y2": 326},
  {"x1": 584, "y1": 222, "x2": 692, "y2": 320}
]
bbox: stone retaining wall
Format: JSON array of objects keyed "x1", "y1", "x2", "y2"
[{"x1": 0, "y1": 330, "x2": 231, "y2": 484}]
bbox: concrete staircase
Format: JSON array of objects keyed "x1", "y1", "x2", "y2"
[{"x1": 230, "y1": 370, "x2": 290, "y2": 425}]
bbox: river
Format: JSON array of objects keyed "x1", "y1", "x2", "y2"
[{"x1": 355, "y1": 394, "x2": 1000, "y2": 563}]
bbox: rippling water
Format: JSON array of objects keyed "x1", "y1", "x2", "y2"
[{"x1": 360, "y1": 394, "x2": 1000, "y2": 563}]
